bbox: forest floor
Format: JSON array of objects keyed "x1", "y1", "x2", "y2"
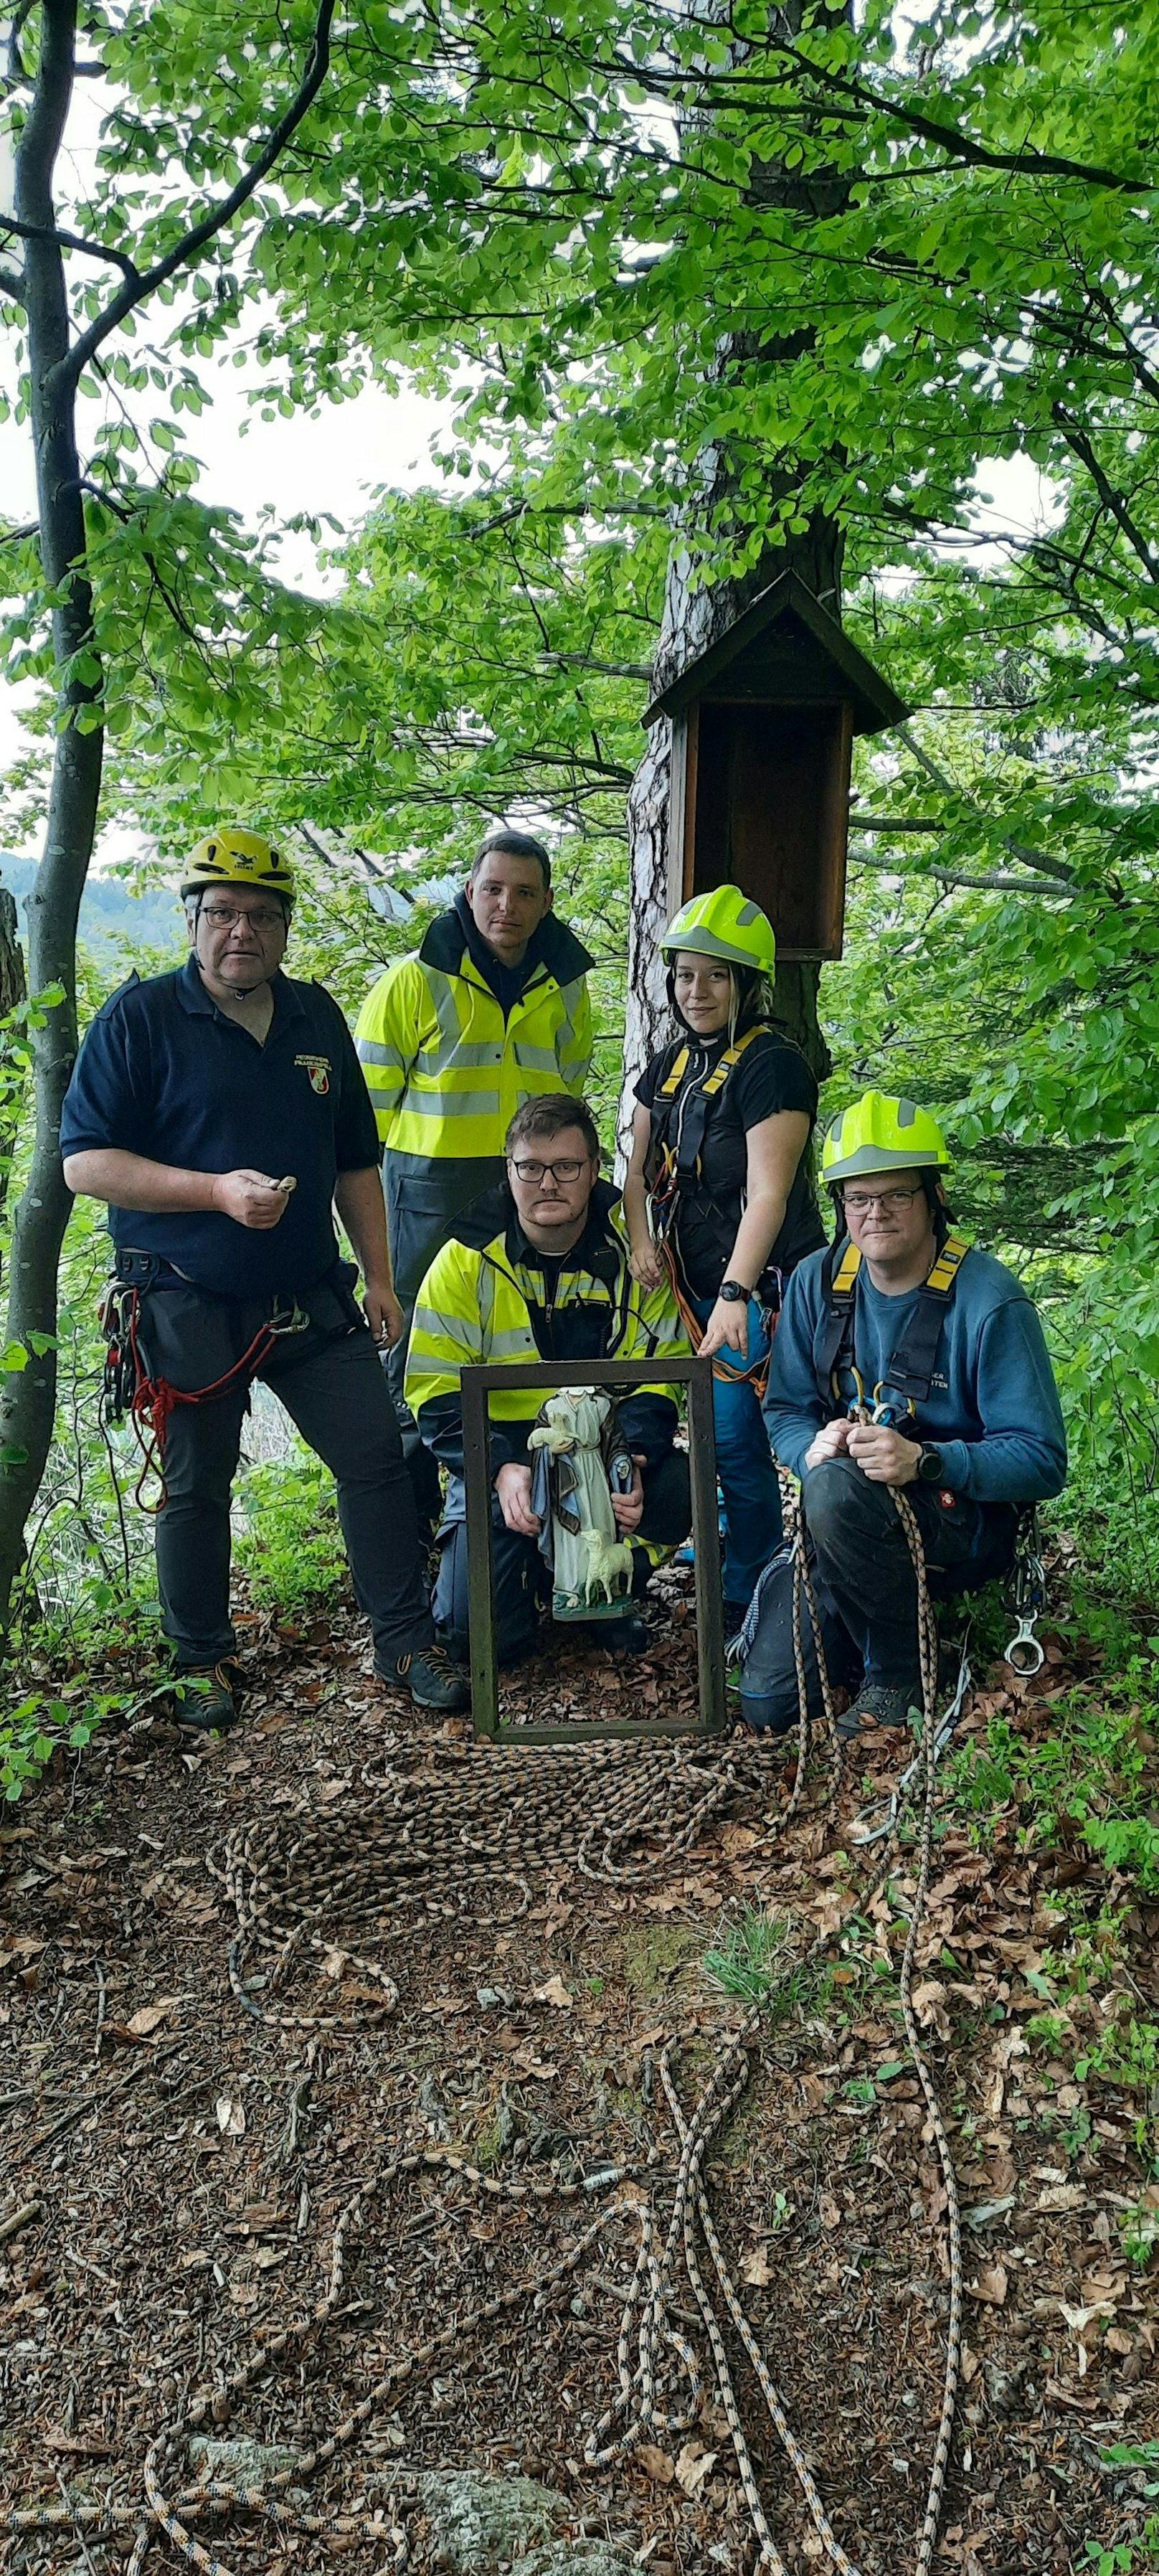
[{"x1": 1, "y1": 1564, "x2": 1158, "y2": 2576}]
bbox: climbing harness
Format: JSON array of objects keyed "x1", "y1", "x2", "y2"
[
  {"x1": 100, "y1": 1273, "x2": 308, "y2": 1511},
  {"x1": 1003, "y1": 1510, "x2": 1046, "y2": 1675},
  {"x1": 818, "y1": 1226, "x2": 970, "y2": 1417}
]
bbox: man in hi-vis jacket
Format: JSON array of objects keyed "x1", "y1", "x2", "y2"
[{"x1": 355, "y1": 829, "x2": 594, "y2": 1525}]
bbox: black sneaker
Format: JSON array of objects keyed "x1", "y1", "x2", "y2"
[
  {"x1": 171, "y1": 1663, "x2": 239, "y2": 1732},
  {"x1": 836, "y1": 1681, "x2": 917, "y2": 1739},
  {"x1": 394, "y1": 1643, "x2": 470, "y2": 1711}
]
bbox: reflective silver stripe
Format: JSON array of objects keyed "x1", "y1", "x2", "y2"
[
  {"x1": 511, "y1": 1042, "x2": 559, "y2": 1073},
  {"x1": 406, "y1": 1352, "x2": 465, "y2": 1382},
  {"x1": 356, "y1": 1039, "x2": 406, "y2": 1069},
  {"x1": 485, "y1": 1324, "x2": 538, "y2": 1358},
  {"x1": 399, "y1": 1090, "x2": 503, "y2": 1118},
  {"x1": 427, "y1": 968, "x2": 467, "y2": 1062},
  {"x1": 411, "y1": 1303, "x2": 483, "y2": 1355},
  {"x1": 362, "y1": 1080, "x2": 399, "y2": 1106},
  {"x1": 415, "y1": 1040, "x2": 505, "y2": 1073}
]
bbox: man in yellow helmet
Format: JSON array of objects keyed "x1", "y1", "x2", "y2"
[
  {"x1": 733, "y1": 1090, "x2": 1066, "y2": 1736},
  {"x1": 60, "y1": 826, "x2": 468, "y2": 1727},
  {"x1": 354, "y1": 830, "x2": 595, "y2": 1530}
]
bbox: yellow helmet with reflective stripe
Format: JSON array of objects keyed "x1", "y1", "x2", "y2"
[
  {"x1": 822, "y1": 1090, "x2": 950, "y2": 1183},
  {"x1": 659, "y1": 885, "x2": 775, "y2": 975},
  {"x1": 180, "y1": 826, "x2": 294, "y2": 902}
]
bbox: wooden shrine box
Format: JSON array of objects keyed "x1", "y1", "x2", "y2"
[{"x1": 643, "y1": 570, "x2": 907, "y2": 961}]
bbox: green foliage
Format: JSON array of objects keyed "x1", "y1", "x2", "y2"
[
  {"x1": 1120, "y1": 2205, "x2": 1159, "y2": 2270},
  {"x1": 950, "y1": 1661, "x2": 1159, "y2": 1893},
  {"x1": 1, "y1": 1686, "x2": 126, "y2": 1803},
  {"x1": 704, "y1": 1910, "x2": 798, "y2": 2012},
  {"x1": 234, "y1": 1452, "x2": 347, "y2": 1617}
]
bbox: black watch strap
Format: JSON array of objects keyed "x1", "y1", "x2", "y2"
[{"x1": 719, "y1": 1278, "x2": 749, "y2": 1303}]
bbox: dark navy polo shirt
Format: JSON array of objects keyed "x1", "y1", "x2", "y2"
[{"x1": 60, "y1": 957, "x2": 381, "y2": 1297}]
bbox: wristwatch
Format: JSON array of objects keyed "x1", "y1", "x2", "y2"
[
  {"x1": 719, "y1": 1278, "x2": 749, "y2": 1303},
  {"x1": 917, "y1": 1444, "x2": 946, "y2": 1486}
]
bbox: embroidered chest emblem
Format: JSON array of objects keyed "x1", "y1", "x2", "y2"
[{"x1": 295, "y1": 1052, "x2": 331, "y2": 1095}]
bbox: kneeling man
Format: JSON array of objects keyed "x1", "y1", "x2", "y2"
[
  {"x1": 406, "y1": 1095, "x2": 691, "y2": 1664},
  {"x1": 736, "y1": 1091, "x2": 1066, "y2": 1735}
]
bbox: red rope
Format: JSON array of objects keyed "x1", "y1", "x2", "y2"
[{"x1": 123, "y1": 1293, "x2": 284, "y2": 1512}]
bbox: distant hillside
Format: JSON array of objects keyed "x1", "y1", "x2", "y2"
[{"x1": 0, "y1": 854, "x2": 182, "y2": 965}]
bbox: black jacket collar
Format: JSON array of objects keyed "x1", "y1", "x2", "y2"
[{"x1": 417, "y1": 898, "x2": 594, "y2": 988}]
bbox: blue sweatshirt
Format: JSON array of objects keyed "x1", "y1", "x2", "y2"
[{"x1": 766, "y1": 1242, "x2": 1067, "y2": 1505}]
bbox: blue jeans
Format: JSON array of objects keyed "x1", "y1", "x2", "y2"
[{"x1": 690, "y1": 1292, "x2": 782, "y2": 1612}]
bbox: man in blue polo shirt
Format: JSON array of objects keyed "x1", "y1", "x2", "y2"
[{"x1": 60, "y1": 825, "x2": 468, "y2": 1728}]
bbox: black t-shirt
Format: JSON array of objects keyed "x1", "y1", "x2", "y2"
[
  {"x1": 635, "y1": 1027, "x2": 824, "y2": 1299},
  {"x1": 60, "y1": 957, "x2": 380, "y2": 1298}
]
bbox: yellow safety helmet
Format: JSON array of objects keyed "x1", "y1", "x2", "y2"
[
  {"x1": 822, "y1": 1090, "x2": 950, "y2": 1184},
  {"x1": 659, "y1": 885, "x2": 776, "y2": 976},
  {"x1": 180, "y1": 826, "x2": 294, "y2": 903}
]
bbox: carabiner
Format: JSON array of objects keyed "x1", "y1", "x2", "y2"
[{"x1": 1004, "y1": 1611, "x2": 1045, "y2": 1677}]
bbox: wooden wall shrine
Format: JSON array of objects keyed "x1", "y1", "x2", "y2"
[{"x1": 643, "y1": 571, "x2": 907, "y2": 961}]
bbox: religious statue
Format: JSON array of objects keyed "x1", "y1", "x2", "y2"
[{"x1": 527, "y1": 1387, "x2": 636, "y2": 1624}]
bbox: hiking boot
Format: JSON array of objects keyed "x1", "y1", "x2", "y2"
[
  {"x1": 393, "y1": 1643, "x2": 470, "y2": 1712},
  {"x1": 836, "y1": 1681, "x2": 917, "y2": 1740},
  {"x1": 723, "y1": 1598, "x2": 749, "y2": 1643},
  {"x1": 171, "y1": 1662, "x2": 239, "y2": 1732}
]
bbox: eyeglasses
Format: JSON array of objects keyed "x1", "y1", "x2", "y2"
[
  {"x1": 199, "y1": 902, "x2": 286, "y2": 933},
  {"x1": 509, "y1": 1156, "x2": 587, "y2": 1184},
  {"x1": 843, "y1": 1186, "x2": 924, "y2": 1213}
]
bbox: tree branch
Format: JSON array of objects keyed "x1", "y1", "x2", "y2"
[
  {"x1": 0, "y1": 265, "x2": 24, "y2": 305},
  {"x1": 539, "y1": 651, "x2": 654, "y2": 681},
  {"x1": 1051, "y1": 404, "x2": 1159, "y2": 585},
  {"x1": 0, "y1": 211, "x2": 141, "y2": 282},
  {"x1": 849, "y1": 844, "x2": 1055, "y2": 895},
  {"x1": 734, "y1": 28, "x2": 1150, "y2": 193},
  {"x1": 55, "y1": 0, "x2": 336, "y2": 392},
  {"x1": 897, "y1": 725, "x2": 1077, "y2": 885}
]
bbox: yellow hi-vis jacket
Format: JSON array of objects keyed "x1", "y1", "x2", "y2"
[
  {"x1": 405, "y1": 1184, "x2": 689, "y2": 1559},
  {"x1": 354, "y1": 903, "x2": 594, "y2": 1161}
]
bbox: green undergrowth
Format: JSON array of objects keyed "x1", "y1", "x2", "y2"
[
  {"x1": 1, "y1": 1684, "x2": 132, "y2": 1803},
  {"x1": 1087, "y1": 2444, "x2": 1159, "y2": 2576},
  {"x1": 950, "y1": 1646, "x2": 1159, "y2": 1895},
  {"x1": 704, "y1": 1910, "x2": 827, "y2": 2026},
  {"x1": 234, "y1": 1452, "x2": 347, "y2": 1617}
]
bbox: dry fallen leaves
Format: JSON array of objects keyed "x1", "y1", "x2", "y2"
[
  {"x1": 742, "y1": 2245, "x2": 774, "y2": 2286},
  {"x1": 123, "y1": 1996, "x2": 180, "y2": 2038},
  {"x1": 674, "y1": 2440, "x2": 718, "y2": 2497},
  {"x1": 969, "y1": 2264, "x2": 1008, "y2": 2306},
  {"x1": 215, "y1": 2093, "x2": 246, "y2": 2137},
  {"x1": 531, "y1": 1976, "x2": 574, "y2": 2010}
]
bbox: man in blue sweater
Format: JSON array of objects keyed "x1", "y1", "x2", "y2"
[{"x1": 735, "y1": 1091, "x2": 1066, "y2": 1736}]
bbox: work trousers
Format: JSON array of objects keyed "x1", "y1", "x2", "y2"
[
  {"x1": 134, "y1": 1280, "x2": 433, "y2": 1674},
  {"x1": 689, "y1": 1291, "x2": 781, "y2": 1612},
  {"x1": 434, "y1": 1449, "x2": 692, "y2": 1666},
  {"x1": 736, "y1": 1453, "x2": 1016, "y2": 1733}
]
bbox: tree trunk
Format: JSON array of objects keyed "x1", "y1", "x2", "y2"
[
  {"x1": 623, "y1": 6, "x2": 852, "y2": 1137},
  {"x1": 0, "y1": 0, "x2": 105, "y2": 1640},
  {"x1": 0, "y1": 887, "x2": 28, "y2": 1227},
  {"x1": 623, "y1": 511, "x2": 840, "y2": 1133}
]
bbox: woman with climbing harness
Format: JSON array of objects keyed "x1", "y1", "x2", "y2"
[
  {"x1": 733, "y1": 1090, "x2": 1067, "y2": 1737},
  {"x1": 623, "y1": 886, "x2": 823, "y2": 1636}
]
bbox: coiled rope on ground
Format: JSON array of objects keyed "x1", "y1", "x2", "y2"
[{"x1": 9, "y1": 1504, "x2": 963, "y2": 2576}]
